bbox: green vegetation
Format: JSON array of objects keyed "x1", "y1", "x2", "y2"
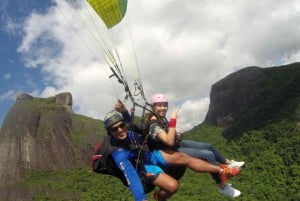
[
  {"x1": 22, "y1": 168, "x2": 133, "y2": 201},
  {"x1": 70, "y1": 114, "x2": 105, "y2": 147},
  {"x1": 19, "y1": 116, "x2": 299, "y2": 200}
]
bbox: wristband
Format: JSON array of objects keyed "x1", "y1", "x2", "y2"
[{"x1": 169, "y1": 118, "x2": 177, "y2": 128}]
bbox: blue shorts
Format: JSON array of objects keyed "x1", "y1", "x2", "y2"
[
  {"x1": 143, "y1": 149, "x2": 170, "y2": 183},
  {"x1": 150, "y1": 149, "x2": 169, "y2": 167},
  {"x1": 144, "y1": 164, "x2": 163, "y2": 175},
  {"x1": 143, "y1": 150, "x2": 168, "y2": 178}
]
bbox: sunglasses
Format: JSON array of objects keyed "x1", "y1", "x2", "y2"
[{"x1": 109, "y1": 122, "x2": 126, "y2": 132}]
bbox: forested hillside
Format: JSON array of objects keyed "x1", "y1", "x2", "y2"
[{"x1": 12, "y1": 116, "x2": 299, "y2": 201}]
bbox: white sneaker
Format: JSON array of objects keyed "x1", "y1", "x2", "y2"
[
  {"x1": 218, "y1": 184, "x2": 241, "y2": 198},
  {"x1": 227, "y1": 160, "x2": 245, "y2": 168}
]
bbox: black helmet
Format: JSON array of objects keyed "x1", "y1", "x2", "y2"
[{"x1": 103, "y1": 110, "x2": 124, "y2": 130}]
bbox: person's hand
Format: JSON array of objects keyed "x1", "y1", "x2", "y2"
[
  {"x1": 175, "y1": 131, "x2": 182, "y2": 141},
  {"x1": 170, "y1": 106, "x2": 180, "y2": 119},
  {"x1": 114, "y1": 99, "x2": 127, "y2": 113}
]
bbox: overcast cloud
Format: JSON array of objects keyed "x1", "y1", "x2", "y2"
[{"x1": 12, "y1": 0, "x2": 300, "y2": 132}]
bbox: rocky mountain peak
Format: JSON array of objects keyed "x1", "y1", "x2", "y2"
[
  {"x1": 205, "y1": 66, "x2": 267, "y2": 127},
  {"x1": 0, "y1": 92, "x2": 102, "y2": 199}
]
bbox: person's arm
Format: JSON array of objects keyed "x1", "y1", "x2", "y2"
[
  {"x1": 152, "y1": 125, "x2": 176, "y2": 146},
  {"x1": 112, "y1": 149, "x2": 148, "y2": 201},
  {"x1": 150, "y1": 107, "x2": 179, "y2": 146},
  {"x1": 114, "y1": 99, "x2": 131, "y2": 125}
]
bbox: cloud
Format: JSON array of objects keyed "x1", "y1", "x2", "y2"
[
  {"x1": 176, "y1": 97, "x2": 210, "y2": 132},
  {"x1": 3, "y1": 73, "x2": 11, "y2": 80},
  {"x1": 0, "y1": 90, "x2": 16, "y2": 101},
  {"x1": 16, "y1": 0, "x2": 300, "y2": 131}
]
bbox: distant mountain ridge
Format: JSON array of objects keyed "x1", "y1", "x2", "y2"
[
  {"x1": 205, "y1": 62, "x2": 300, "y2": 130},
  {"x1": 0, "y1": 62, "x2": 299, "y2": 200}
]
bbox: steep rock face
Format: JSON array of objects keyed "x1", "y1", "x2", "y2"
[
  {"x1": 0, "y1": 92, "x2": 103, "y2": 200},
  {"x1": 205, "y1": 67, "x2": 267, "y2": 127},
  {"x1": 205, "y1": 63, "x2": 300, "y2": 128},
  {"x1": 55, "y1": 92, "x2": 73, "y2": 113}
]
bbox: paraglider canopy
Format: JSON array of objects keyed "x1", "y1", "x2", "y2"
[
  {"x1": 87, "y1": 0, "x2": 128, "y2": 28},
  {"x1": 64, "y1": 0, "x2": 147, "y2": 109}
]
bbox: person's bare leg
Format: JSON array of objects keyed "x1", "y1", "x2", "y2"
[
  {"x1": 161, "y1": 150, "x2": 221, "y2": 173},
  {"x1": 152, "y1": 173, "x2": 178, "y2": 201}
]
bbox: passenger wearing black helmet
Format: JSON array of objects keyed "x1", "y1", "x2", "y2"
[{"x1": 103, "y1": 110, "x2": 178, "y2": 201}]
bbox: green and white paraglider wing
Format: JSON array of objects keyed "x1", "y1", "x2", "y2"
[{"x1": 87, "y1": 0, "x2": 128, "y2": 29}]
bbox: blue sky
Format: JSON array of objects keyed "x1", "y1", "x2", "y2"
[
  {"x1": 1, "y1": 0, "x2": 300, "y2": 131},
  {"x1": 0, "y1": 1, "x2": 55, "y2": 126}
]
